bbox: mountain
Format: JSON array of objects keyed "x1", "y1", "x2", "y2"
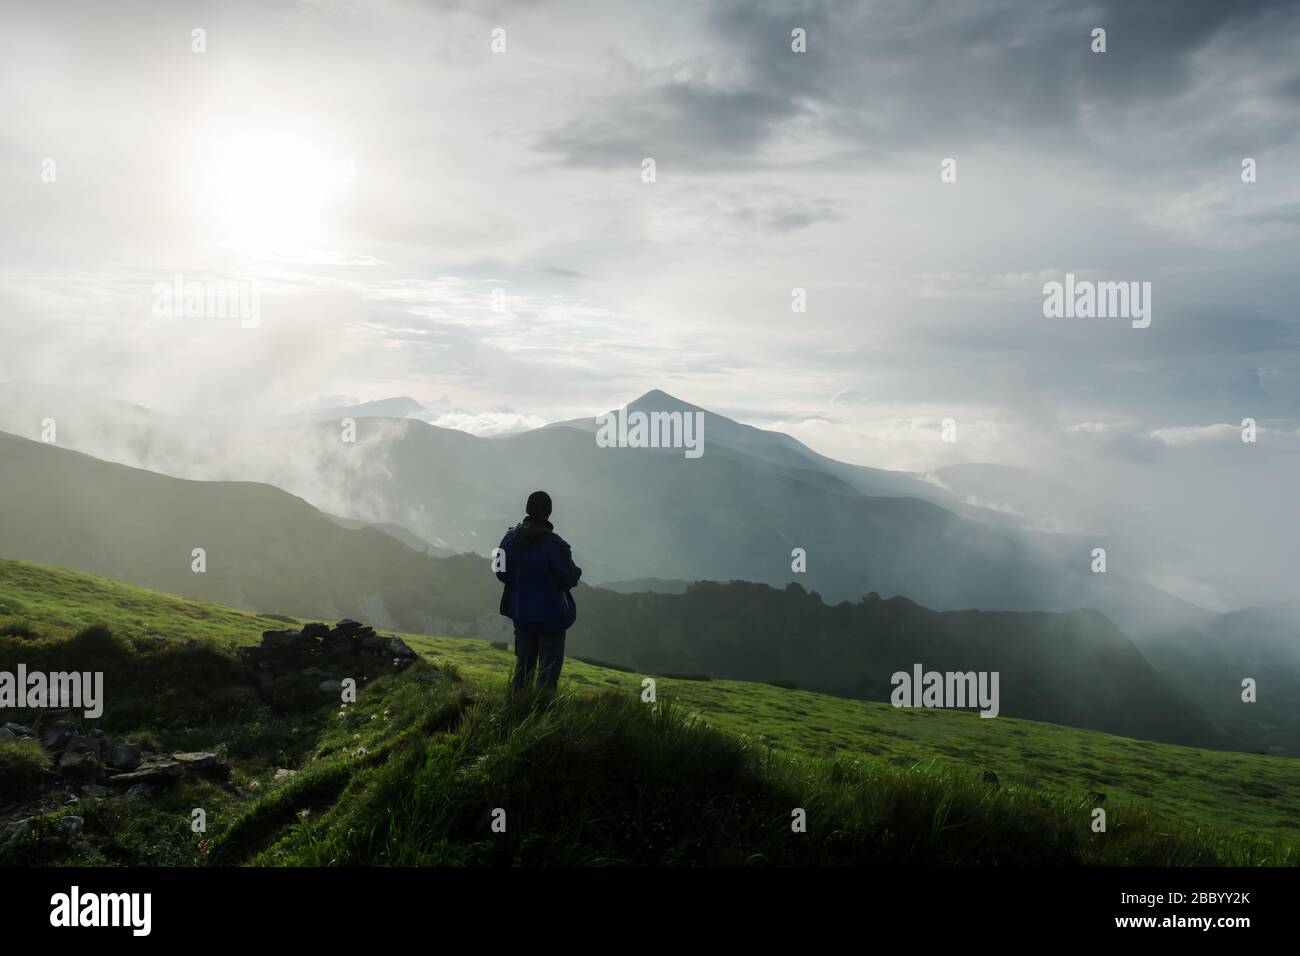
[
  {"x1": 0, "y1": 431, "x2": 491, "y2": 632},
  {"x1": 566, "y1": 580, "x2": 1220, "y2": 748},
  {"x1": 596, "y1": 577, "x2": 693, "y2": 594},
  {"x1": 320, "y1": 513, "x2": 453, "y2": 556},
  {"x1": 1141, "y1": 603, "x2": 1300, "y2": 756},
  {"x1": 0, "y1": 383, "x2": 1205, "y2": 633},
  {"x1": 283, "y1": 396, "x2": 424, "y2": 423},
  {"x1": 0, "y1": 426, "x2": 1218, "y2": 746},
  {"x1": 552, "y1": 389, "x2": 989, "y2": 504},
  {"x1": 360, "y1": 393, "x2": 1203, "y2": 633}
]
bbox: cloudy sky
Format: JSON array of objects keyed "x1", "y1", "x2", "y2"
[{"x1": 2, "y1": 0, "x2": 1298, "y2": 604}]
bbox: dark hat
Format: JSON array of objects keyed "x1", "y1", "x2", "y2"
[{"x1": 525, "y1": 490, "x2": 552, "y2": 518}]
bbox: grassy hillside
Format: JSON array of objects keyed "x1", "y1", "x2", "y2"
[
  {"x1": 0, "y1": 431, "x2": 492, "y2": 631},
  {"x1": 1, "y1": 557, "x2": 1297, "y2": 865}
]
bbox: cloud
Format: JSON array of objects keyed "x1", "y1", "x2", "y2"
[{"x1": 419, "y1": 409, "x2": 547, "y2": 436}]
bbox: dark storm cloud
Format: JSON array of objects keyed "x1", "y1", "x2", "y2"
[
  {"x1": 537, "y1": 0, "x2": 1300, "y2": 170},
  {"x1": 537, "y1": 84, "x2": 800, "y2": 170}
]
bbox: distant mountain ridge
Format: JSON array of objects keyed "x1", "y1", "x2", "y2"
[
  {"x1": 0, "y1": 432, "x2": 1260, "y2": 750},
  {"x1": 567, "y1": 581, "x2": 1222, "y2": 748},
  {"x1": 1142, "y1": 603, "x2": 1300, "y2": 756},
  {"x1": 0, "y1": 382, "x2": 1206, "y2": 634}
]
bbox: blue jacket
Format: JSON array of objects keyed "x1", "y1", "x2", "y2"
[{"x1": 495, "y1": 516, "x2": 582, "y2": 630}]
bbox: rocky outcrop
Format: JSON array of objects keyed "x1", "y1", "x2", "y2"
[
  {"x1": 236, "y1": 619, "x2": 420, "y2": 706},
  {"x1": 0, "y1": 618, "x2": 416, "y2": 854},
  {"x1": 10, "y1": 708, "x2": 228, "y2": 793}
]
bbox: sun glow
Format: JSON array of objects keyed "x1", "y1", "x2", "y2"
[{"x1": 204, "y1": 132, "x2": 351, "y2": 253}]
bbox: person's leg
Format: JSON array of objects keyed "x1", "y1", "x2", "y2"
[
  {"x1": 536, "y1": 630, "x2": 566, "y2": 691},
  {"x1": 512, "y1": 628, "x2": 540, "y2": 691}
]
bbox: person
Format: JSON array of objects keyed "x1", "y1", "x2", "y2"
[{"x1": 495, "y1": 490, "x2": 582, "y2": 692}]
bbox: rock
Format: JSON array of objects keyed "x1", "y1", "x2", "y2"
[
  {"x1": 124, "y1": 783, "x2": 159, "y2": 802},
  {"x1": 80, "y1": 784, "x2": 112, "y2": 798},
  {"x1": 386, "y1": 636, "x2": 418, "y2": 660},
  {"x1": 302, "y1": 622, "x2": 331, "y2": 640},
  {"x1": 0, "y1": 819, "x2": 32, "y2": 857},
  {"x1": 324, "y1": 635, "x2": 358, "y2": 659},
  {"x1": 982, "y1": 770, "x2": 1000, "y2": 785},
  {"x1": 272, "y1": 768, "x2": 296, "y2": 784},
  {"x1": 64, "y1": 735, "x2": 101, "y2": 756},
  {"x1": 261, "y1": 628, "x2": 320, "y2": 651},
  {"x1": 58, "y1": 751, "x2": 101, "y2": 780},
  {"x1": 2, "y1": 722, "x2": 34, "y2": 738},
  {"x1": 40, "y1": 720, "x2": 77, "y2": 752},
  {"x1": 339, "y1": 622, "x2": 376, "y2": 642},
  {"x1": 108, "y1": 741, "x2": 143, "y2": 771},
  {"x1": 318, "y1": 680, "x2": 345, "y2": 695},
  {"x1": 0, "y1": 728, "x2": 15, "y2": 744},
  {"x1": 32, "y1": 709, "x2": 74, "y2": 732},
  {"x1": 300, "y1": 667, "x2": 327, "y2": 678},
  {"x1": 171, "y1": 752, "x2": 218, "y2": 770},
  {"x1": 255, "y1": 668, "x2": 275, "y2": 696},
  {"x1": 107, "y1": 759, "x2": 185, "y2": 786},
  {"x1": 57, "y1": 816, "x2": 84, "y2": 834}
]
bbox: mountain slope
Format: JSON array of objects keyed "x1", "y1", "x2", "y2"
[
  {"x1": 0, "y1": 383, "x2": 1203, "y2": 632},
  {"x1": 276, "y1": 409, "x2": 1200, "y2": 632},
  {"x1": 0, "y1": 432, "x2": 1219, "y2": 745},
  {"x1": 567, "y1": 581, "x2": 1220, "y2": 748},
  {"x1": 1142, "y1": 603, "x2": 1300, "y2": 756},
  {"x1": 2, "y1": 557, "x2": 1297, "y2": 859},
  {"x1": 0, "y1": 431, "x2": 488, "y2": 631}
]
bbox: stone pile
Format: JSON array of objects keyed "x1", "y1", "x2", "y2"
[
  {"x1": 237, "y1": 619, "x2": 420, "y2": 700},
  {"x1": 3, "y1": 713, "x2": 227, "y2": 797}
]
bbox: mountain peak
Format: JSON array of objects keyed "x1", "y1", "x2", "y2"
[{"x1": 627, "y1": 389, "x2": 705, "y2": 413}]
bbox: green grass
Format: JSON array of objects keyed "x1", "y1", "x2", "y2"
[
  {"x1": 2, "y1": 556, "x2": 1298, "y2": 865},
  {"x1": 0, "y1": 557, "x2": 297, "y2": 642},
  {"x1": 0, "y1": 737, "x2": 48, "y2": 798}
]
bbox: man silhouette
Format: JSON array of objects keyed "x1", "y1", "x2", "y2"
[{"x1": 495, "y1": 490, "x2": 582, "y2": 692}]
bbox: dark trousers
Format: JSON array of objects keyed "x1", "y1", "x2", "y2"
[{"x1": 513, "y1": 627, "x2": 566, "y2": 691}]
